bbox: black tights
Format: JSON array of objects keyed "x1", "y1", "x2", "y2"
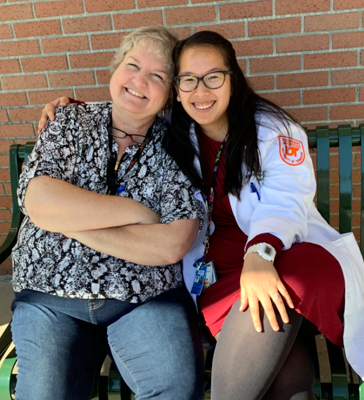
[{"x1": 211, "y1": 301, "x2": 317, "y2": 400}]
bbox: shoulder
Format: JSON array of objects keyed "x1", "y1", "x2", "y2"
[
  {"x1": 148, "y1": 117, "x2": 170, "y2": 156},
  {"x1": 49, "y1": 102, "x2": 111, "y2": 146},
  {"x1": 255, "y1": 111, "x2": 307, "y2": 146},
  {"x1": 54, "y1": 102, "x2": 111, "y2": 124},
  {"x1": 255, "y1": 112, "x2": 310, "y2": 168},
  {"x1": 151, "y1": 117, "x2": 169, "y2": 140}
]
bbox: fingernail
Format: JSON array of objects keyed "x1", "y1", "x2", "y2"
[
  {"x1": 274, "y1": 326, "x2": 279, "y2": 331},
  {"x1": 283, "y1": 318, "x2": 289, "y2": 324},
  {"x1": 256, "y1": 326, "x2": 262, "y2": 332}
]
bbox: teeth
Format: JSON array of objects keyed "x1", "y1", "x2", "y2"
[
  {"x1": 194, "y1": 102, "x2": 214, "y2": 110},
  {"x1": 126, "y1": 88, "x2": 145, "y2": 98}
]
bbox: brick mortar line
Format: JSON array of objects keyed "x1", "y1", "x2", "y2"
[
  {"x1": 257, "y1": 84, "x2": 363, "y2": 91},
  {"x1": 0, "y1": 32, "x2": 362, "y2": 50},
  {"x1": 328, "y1": 68, "x2": 332, "y2": 87},
  {"x1": 5, "y1": 45, "x2": 362, "y2": 61},
  {"x1": 65, "y1": 53, "x2": 71, "y2": 70},
  {"x1": 0, "y1": 53, "x2": 114, "y2": 63},
  {"x1": 0, "y1": 84, "x2": 362, "y2": 97},
  {"x1": 0, "y1": 8, "x2": 362, "y2": 27},
  {"x1": 0, "y1": 46, "x2": 361, "y2": 59},
  {"x1": 245, "y1": 66, "x2": 363, "y2": 73},
  {"x1": 162, "y1": 8, "x2": 167, "y2": 25},
  {"x1": 0, "y1": 26, "x2": 362, "y2": 44},
  {"x1": 216, "y1": 3, "x2": 220, "y2": 23}
]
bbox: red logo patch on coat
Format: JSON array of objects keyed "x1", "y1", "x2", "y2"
[{"x1": 278, "y1": 136, "x2": 305, "y2": 166}]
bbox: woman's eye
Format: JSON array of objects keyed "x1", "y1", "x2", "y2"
[
  {"x1": 127, "y1": 63, "x2": 139, "y2": 70},
  {"x1": 182, "y1": 77, "x2": 195, "y2": 83},
  {"x1": 152, "y1": 73, "x2": 164, "y2": 81}
]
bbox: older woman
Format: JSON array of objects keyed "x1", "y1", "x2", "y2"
[{"x1": 11, "y1": 26, "x2": 205, "y2": 400}]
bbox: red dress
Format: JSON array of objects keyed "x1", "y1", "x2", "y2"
[{"x1": 197, "y1": 132, "x2": 345, "y2": 346}]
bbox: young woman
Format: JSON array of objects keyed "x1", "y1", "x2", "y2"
[
  {"x1": 38, "y1": 30, "x2": 364, "y2": 399},
  {"x1": 170, "y1": 31, "x2": 364, "y2": 400},
  {"x1": 11, "y1": 26, "x2": 205, "y2": 400}
]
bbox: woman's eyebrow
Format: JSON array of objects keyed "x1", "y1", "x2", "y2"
[
  {"x1": 177, "y1": 67, "x2": 223, "y2": 75},
  {"x1": 127, "y1": 56, "x2": 169, "y2": 75}
]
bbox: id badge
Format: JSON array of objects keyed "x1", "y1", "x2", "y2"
[
  {"x1": 203, "y1": 260, "x2": 217, "y2": 289},
  {"x1": 191, "y1": 264, "x2": 207, "y2": 296}
]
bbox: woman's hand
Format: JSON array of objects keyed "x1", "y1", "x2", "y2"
[
  {"x1": 240, "y1": 252, "x2": 294, "y2": 332},
  {"x1": 37, "y1": 96, "x2": 70, "y2": 134}
]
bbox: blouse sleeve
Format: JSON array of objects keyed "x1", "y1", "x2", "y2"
[{"x1": 17, "y1": 105, "x2": 80, "y2": 216}]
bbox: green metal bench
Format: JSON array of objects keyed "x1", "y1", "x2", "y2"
[{"x1": 1, "y1": 124, "x2": 364, "y2": 399}]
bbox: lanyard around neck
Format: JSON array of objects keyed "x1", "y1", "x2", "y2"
[
  {"x1": 107, "y1": 124, "x2": 152, "y2": 195},
  {"x1": 203, "y1": 131, "x2": 228, "y2": 256}
]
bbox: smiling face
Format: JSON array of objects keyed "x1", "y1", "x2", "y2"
[
  {"x1": 109, "y1": 43, "x2": 172, "y2": 127},
  {"x1": 175, "y1": 45, "x2": 231, "y2": 139}
]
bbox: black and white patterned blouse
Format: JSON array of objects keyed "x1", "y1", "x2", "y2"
[{"x1": 12, "y1": 102, "x2": 203, "y2": 303}]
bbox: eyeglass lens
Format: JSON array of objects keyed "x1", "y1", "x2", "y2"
[{"x1": 178, "y1": 72, "x2": 226, "y2": 92}]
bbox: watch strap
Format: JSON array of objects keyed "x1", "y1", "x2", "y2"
[{"x1": 244, "y1": 242, "x2": 277, "y2": 262}]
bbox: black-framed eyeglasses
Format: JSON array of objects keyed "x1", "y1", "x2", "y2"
[
  {"x1": 111, "y1": 126, "x2": 146, "y2": 144},
  {"x1": 174, "y1": 70, "x2": 233, "y2": 92}
]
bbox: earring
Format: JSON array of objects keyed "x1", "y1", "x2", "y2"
[{"x1": 157, "y1": 108, "x2": 166, "y2": 119}]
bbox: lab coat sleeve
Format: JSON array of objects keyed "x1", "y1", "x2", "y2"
[{"x1": 247, "y1": 121, "x2": 317, "y2": 249}]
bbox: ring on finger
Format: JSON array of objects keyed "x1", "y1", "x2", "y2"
[{"x1": 271, "y1": 292, "x2": 281, "y2": 301}]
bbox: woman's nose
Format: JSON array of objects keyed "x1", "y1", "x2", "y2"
[{"x1": 133, "y1": 72, "x2": 148, "y2": 87}]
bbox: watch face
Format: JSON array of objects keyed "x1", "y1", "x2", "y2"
[{"x1": 263, "y1": 245, "x2": 274, "y2": 257}]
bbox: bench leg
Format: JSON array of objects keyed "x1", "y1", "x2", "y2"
[{"x1": 0, "y1": 357, "x2": 17, "y2": 400}]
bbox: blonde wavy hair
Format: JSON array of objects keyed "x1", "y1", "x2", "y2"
[{"x1": 110, "y1": 25, "x2": 178, "y2": 82}]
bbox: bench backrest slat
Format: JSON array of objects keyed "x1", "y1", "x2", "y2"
[
  {"x1": 338, "y1": 125, "x2": 353, "y2": 234},
  {"x1": 315, "y1": 126, "x2": 331, "y2": 224},
  {"x1": 306, "y1": 124, "x2": 364, "y2": 253}
]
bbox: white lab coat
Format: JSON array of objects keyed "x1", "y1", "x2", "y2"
[{"x1": 183, "y1": 115, "x2": 364, "y2": 379}]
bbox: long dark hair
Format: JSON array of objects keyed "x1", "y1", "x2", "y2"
[{"x1": 166, "y1": 30, "x2": 298, "y2": 199}]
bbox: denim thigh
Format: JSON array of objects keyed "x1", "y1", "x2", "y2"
[
  {"x1": 11, "y1": 291, "x2": 108, "y2": 400},
  {"x1": 107, "y1": 288, "x2": 205, "y2": 400},
  {"x1": 11, "y1": 288, "x2": 204, "y2": 400}
]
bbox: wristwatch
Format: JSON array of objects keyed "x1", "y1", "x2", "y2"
[{"x1": 244, "y1": 243, "x2": 276, "y2": 263}]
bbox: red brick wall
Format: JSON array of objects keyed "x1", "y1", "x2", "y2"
[{"x1": 0, "y1": 0, "x2": 363, "y2": 274}]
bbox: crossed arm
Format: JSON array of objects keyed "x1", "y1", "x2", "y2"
[{"x1": 25, "y1": 176, "x2": 199, "y2": 266}]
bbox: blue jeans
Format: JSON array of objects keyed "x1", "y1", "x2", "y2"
[{"x1": 11, "y1": 288, "x2": 205, "y2": 400}]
